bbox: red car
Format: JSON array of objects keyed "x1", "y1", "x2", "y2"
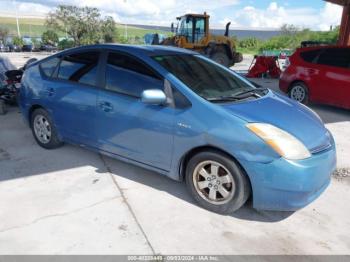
[{"x1": 279, "y1": 45, "x2": 350, "y2": 109}]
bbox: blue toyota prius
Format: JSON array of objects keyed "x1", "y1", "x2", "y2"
[{"x1": 19, "y1": 44, "x2": 337, "y2": 214}]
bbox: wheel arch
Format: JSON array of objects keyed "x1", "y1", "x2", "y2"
[
  {"x1": 179, "y1": 146, "x2": 252, "y2": 190},
  {"x1": 179, "y1": 145, "x2": 253, "y2": 203},
  {"x1": 288, "y1": 80, "x2": 307, "y2": 92},
  {"x1": 28, "y1": 104, "x2": 45, "y2": 126}
]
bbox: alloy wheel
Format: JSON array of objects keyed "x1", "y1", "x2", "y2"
[
  {"x1": 290, "y1": 85, "x2": 306, "y2": 102},
  {"x1": 192, "y1": 160, "x2": 235, "y2": 205},
  {"x1": 33, "y1": 115, "x2": 52, "y2": 144}
]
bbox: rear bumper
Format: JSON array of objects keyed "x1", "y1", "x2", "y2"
[{"x1": 240, "y1": 143, "x2": 337, "y2": 211}]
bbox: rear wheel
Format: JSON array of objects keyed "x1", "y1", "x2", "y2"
[
  {"x1": 211, "y1": 51, "x2": 230, "y2": 67},
  {"x1": 186, "y1": 151, "x2": 250, "y2": 214},
  {"x1": 31, "y1": 108, "x2": 63, "y2": 149},
  {"x1": 289, "y1": 82, "x2": 309, "y2": 104}
]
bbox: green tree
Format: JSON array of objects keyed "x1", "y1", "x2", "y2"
[
  {"x1": 31, "y1": 38, "x2": 40, "y2": 48},
  {"x1": 0, "y1": 27, "x2": 9, "y2": 43},
  {"x1": 280, "y1": 24, "x2": 299, "y2": 36},
  {"x1": 58, "y1": 39, "x2": 74, "y2": 50},
  {"x1": 42, "y1": 30, "x2": 59, "y2": 45},
  {"x1": 101, "y1": 16, "x2": 116, "y2": 43},
  {"x1": 46, "y1": 5, "x2": 117, "y2": 46},
  {"x1": 258, "y1": 24, "x2": 340, "y2": 52},
  {"x1": 12, "y1": 36, "x2": 24, "y2": 47},
  {"x1": 238, "y1": 37, "x2": 261, "y2": 49},
  {"x1": 46, "y1": 5, "x2": 87, "y2": 46}
]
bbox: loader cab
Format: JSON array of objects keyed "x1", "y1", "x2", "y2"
[{"x1": 175, "y1": 14, "x2": 208, "y2": 44}]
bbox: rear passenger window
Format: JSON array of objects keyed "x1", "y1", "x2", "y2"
[
  {"x1": 300, "y1": 50, "x2": 321, "y2": 63},
  {"x1": 105, "y1": 52, "x2": 163, "y2": 97},
  {"x1": 317, "y1": 48, "x2": 350, "y2": 68},
  {"x1": 40, "y1": 57, "x2": 60, "y2": 77},
  {"x1": 57, "y1": 52, "x2": 99, "y2": 86}
]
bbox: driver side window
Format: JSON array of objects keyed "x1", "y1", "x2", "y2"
[{"x1": 105, "y1": 52, "x2": 163, "y2": 98}]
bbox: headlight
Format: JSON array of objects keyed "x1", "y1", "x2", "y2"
[{"x1": 247, "y1": 123, "x2": 311, "y2": 160}]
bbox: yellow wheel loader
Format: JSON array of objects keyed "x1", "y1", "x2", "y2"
[{"x1": 153, "y1": 12, "x2": 243, "y2": 67}]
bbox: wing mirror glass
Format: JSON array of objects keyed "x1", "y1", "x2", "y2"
[{"x1": 141, "y1": 89, "x2": 167, "y2": 105}]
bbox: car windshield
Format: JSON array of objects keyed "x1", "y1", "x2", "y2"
[{"x1": 152, "y1": 54, "x2": 256, "y2": 101}]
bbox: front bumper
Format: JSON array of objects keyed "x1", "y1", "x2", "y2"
[{"x1": 240, "y1": 144, "x2": 337, "y2": 211}]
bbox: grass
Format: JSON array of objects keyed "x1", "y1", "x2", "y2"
[
  {"x1": 236, "y1": 47, "x2": 260, "y2": 55},
  {"x1": 0, "y1": 17, "x2": 49, "y2": 36},
  {"x1": 0, "y1": 16, "x2": 169, "y2": 40},
  {"x1": 115, "y1": 24, "x2": 169, "y2": 38}
]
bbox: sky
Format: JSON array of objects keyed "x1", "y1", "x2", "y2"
[{"x1": 0, "y1": 0, "x2": 344, "y2": 30}]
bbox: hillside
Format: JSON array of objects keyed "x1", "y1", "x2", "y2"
[{"x1": 0, "y1": 16, "x2": 168, "y2": 38}]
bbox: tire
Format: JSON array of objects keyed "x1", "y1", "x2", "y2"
[
  {"x1": 289, "y1": 82, "x2": 309, "y2": 104},
  {"x1": 186, "y1": 151, "x2": 251, "y2": 214},
  {"x1": 31, "y1": 108, "x2": 63, "y2": 149},
  {"x1": 211, "y1": 52, "x2": 230, "y2": 67},
  {"x1": 0, "y1": 100, "x2": 7, "y2": 115}
]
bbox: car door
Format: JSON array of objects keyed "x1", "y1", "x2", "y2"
[
  {"x1": 44, "y1": 50, "x2": 102, "y2": 147},
  {"x1": 313, "y1": 48, "x2": 350, "y2": 107},
  {"x1": 96, "y1": 51, "x2": 175, "y2": 171}
]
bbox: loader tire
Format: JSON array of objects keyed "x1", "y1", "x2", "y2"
[{"x1": 211, "y1": 52, "x2": 230, "y2": 67}]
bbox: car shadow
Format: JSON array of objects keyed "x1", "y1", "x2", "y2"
[
  {"x1": 0, "y1": 106, "x2": 297, "y2": 223},
  {"x1": 98, "y1": 154, "x2": 294, "y2": 223}
]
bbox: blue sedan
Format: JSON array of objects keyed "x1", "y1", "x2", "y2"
[{"x1": 19, "y1": 44, "x2": 336, "y2": 214}]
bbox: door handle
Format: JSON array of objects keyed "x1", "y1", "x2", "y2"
[{"x1": 99, "y1": 101, "x2": 113, "y2": 112}]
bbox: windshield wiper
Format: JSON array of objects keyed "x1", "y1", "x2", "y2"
[
  {"x1": 207, "y1": 96, "x2": 239, "y2": 102},
  {"x1": 206, "y1": 87, "x2": 269, "y2": 103},
  {"x1": 233, "y1": 87, "x2": 268, "y2": 98}
]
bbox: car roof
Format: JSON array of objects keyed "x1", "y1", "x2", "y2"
[{"x1": 59, "y1": 44, "x2": 197, "y2": 57}]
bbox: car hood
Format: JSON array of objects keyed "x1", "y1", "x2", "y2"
[{"x1": 220, "y1": 91, "x2": 331, "y2": 152}]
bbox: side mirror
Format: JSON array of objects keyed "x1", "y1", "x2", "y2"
[{"x1": 141, "y1": 89, "x2": 167, "y2": 105}]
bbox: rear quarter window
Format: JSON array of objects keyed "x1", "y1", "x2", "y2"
[
  {"x1": 317, "y1": 48, "x2": 350, "y2": 69},
  {"x1": 299, "y1": 49, "x2": 321, "y2": 63},
  {"x1": 39, "y1": 57, "x2": 60, "y2": 78}
]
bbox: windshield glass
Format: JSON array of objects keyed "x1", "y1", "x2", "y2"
[{"x1": 152, "y1": 54, "x2": 255, "y2": 100}]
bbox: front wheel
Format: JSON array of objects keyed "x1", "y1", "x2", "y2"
[
  {"x1": 289, "y1": 82, "x2": 309, "y2": 104},
  {"x1": 186, "y1": 151, "x2": 251, "y2": 214},
  {"x1": 31, "y1": 108, "x2": 63, "y2": 149}
]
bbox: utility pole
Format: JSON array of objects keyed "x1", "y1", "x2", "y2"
[{"x1": 14, "y1": 0, "x2": 21, "y2": 37}]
